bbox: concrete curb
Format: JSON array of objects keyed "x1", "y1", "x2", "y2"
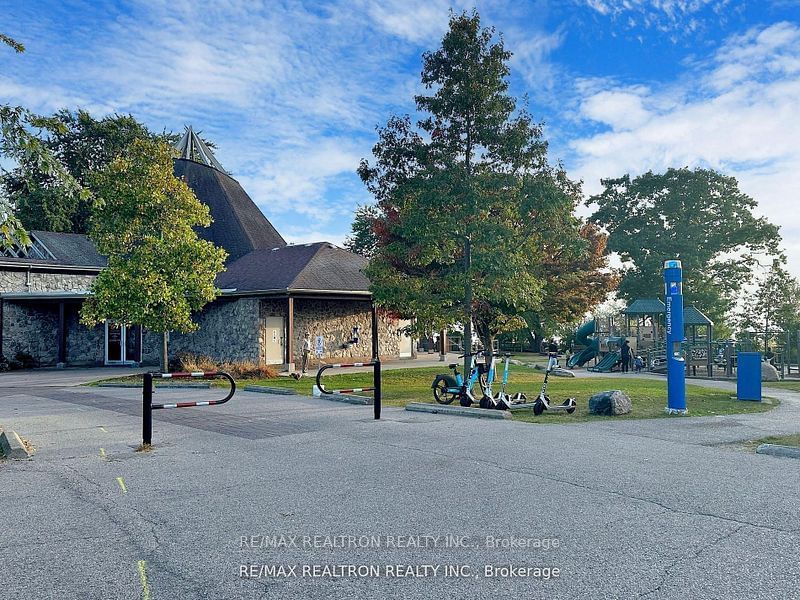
[
  {"x1": 756, "y1": 443, "x2": 800, "y2": 459},
  {"x1": 97, "y1": 382, "x2": 211, "y2": 389},
  {"x1": 244, "y1": 385, "x2": 299, "y2": 396},
  {"x1": 323, "y1": 393, "x2": 373, "y2": 406},
  {"x1": 0, "y1": 430, "x2": 31, "y2": 459},
  {"x1": 405, "y1": 403, "x2": 512, "y2": 419}
]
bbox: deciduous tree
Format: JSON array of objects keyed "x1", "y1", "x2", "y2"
[
  {"x1": 589, "y1": 168, "x2": 781, "y2": 325},
  {"x1": 80, "y1": 139, "x2": 227, "y2": 370}
]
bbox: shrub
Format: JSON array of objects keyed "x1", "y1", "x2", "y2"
[{"x1": 171, "y1": 353, "x2": 277, "y2": 380}]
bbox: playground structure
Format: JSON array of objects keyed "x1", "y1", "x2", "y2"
[
  {"x1": 565, "y1": 296, "x2": 800, "y2": 379},
  {"x1": 566, "y1": 318, "x2": 626, "y2": 372}
]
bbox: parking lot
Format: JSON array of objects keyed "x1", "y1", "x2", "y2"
[{"x1": 1, "y1": 374, "x2": 799, "y2": 599}]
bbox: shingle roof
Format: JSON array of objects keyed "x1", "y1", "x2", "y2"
[
  {"x1": 0, "y1": 231, "x2": 107, "y2": 268},
  {"x1": 174, "y1": 158, "x2": 286, "y2": 261},
  {"x1": 217, "y1": 243, "x2": 370, "y2": 293},
  {"x1": 622, "y1": 298, "x2": 666, "y2": 315}
]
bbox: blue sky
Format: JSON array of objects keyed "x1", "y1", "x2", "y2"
[{"x1": 2, "y1": 0, "x2": 800, "y2": 274}]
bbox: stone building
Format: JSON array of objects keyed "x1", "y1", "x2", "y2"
[{"x1": 0, "y1": 128, "x2": 413, "y2": 369}]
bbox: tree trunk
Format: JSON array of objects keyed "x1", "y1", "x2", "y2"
[
  {"x1": 463, "y1": 236, "x2": 473, "y2": 377},
  {"x1": 161, "y1": 331, "x2": 168, "y2": 373}
]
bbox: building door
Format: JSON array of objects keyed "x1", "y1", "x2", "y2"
[
  {"x1": 262, "y1": 317, "x2": 285, "y2": 364},
  {"x1": 398, "y1": 319, "x2": 413, "y2": 358},
  {"x1": 105, "y1": 322, "x2": 138, "y2": 365}
]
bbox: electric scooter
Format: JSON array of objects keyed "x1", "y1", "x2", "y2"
[
  {"x1": 432, "y1": 352, "x2": 484, "y2": 407},
  {"x1": 531, "y1": 352, "x2": 577, "y2": 416},
  {"x1": 485, "y1": 353, "x2": 527, "y2": 410}
]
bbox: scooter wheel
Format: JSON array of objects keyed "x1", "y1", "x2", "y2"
[
  {"x1": 479, "y1": 396, "x2": 492, "y2": 409},
  {"x1": 565, "y1": 398, "x2": 577, "y2": 414},
  {"x1": 533, "y1": 399, "x2": 545, "y2": 416},
  {"x1": 459, "y1": 395, "x2": 472, "y2": 407}
]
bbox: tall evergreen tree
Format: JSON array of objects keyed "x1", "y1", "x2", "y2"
[{"x1": 357, "y1": 11, "x2": 612, "y2": 373}]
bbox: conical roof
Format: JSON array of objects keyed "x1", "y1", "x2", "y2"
[{"x1": 174, "y1": 158, "x2": 286, "y2": 261}]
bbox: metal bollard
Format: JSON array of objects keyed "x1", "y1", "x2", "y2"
[
  {"x1": 142, "y1": 372, "x2": 153, "y2": 445},
  {"x1": 373, "y1": 359, "x2": 381, "y2": 420}
]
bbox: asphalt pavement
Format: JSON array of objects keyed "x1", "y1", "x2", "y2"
[{"x1": 0, "y1": 371, "x2": 798, "y2": 599}]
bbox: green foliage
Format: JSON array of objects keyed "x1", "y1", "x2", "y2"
[
  {"x1": 0, "y1": 33, "x2": 25, "y2": 53},
  {"x1": 3, "y1": 109, "x2": 176, "y2": 233},
  {"x1": 80, "y1": 139, "x2": 227, "y2": 335},
  {"x1": 1, "y1": 35, "x2": 83, "y2": 249},
  {"x1": 343, "y1": 204, "x2": 380, "y2": 258},
  {"x1": 737, "y1": 260, "x2": 800, "y2": 333},
  {"x1": 357, "y1": 12, "x2": 611, "y2": 359},
  {"x1": 589, "y1": 168, "x2": 782, "y2": 325}
]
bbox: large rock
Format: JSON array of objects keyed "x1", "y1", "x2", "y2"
[
  {"x1": 761, "y1": 361, "x2": 780, "y2": 382},
  {"x1": 588, "y1": 390, "x2": 632, "y2": 416},
  {"x1": 551, "y1": 368, "x2": 576, "y2": 378}
]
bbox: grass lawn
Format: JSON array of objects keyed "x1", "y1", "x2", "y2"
[
  {"x1": 246, "y1": 365, "x2": 776, "y2": 423},
  {"x1": 761, "y1": 380, "x2": 800, "y2": 392},
  {"x1": 754, "y1": 433, "x2": 800, "y2": 448},
  {"x1": 90, "y1": 365, "x2": 778, "y2": 423}
]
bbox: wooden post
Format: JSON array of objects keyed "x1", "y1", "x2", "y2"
[
  {"x1": 439, "y1": 329, "x2": 447, "y2": 361},
  {"x1": 57, "y1": 301, "x2": 67, "y2": 366},
  {"x1": 371, "y1": 303, "x2": 379, "y2": 360},
  {"x1": 286, "y1": 296, "x2": 294, "y2": 368}
]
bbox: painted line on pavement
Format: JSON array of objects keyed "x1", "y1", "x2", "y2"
[
  {"x1": 137, "y1": 560, "x2": 152, "y2": 600},
  {"x1": 116, "y1": 476, "x2": 127, "y2": 493},
  {"x1": 99, "y1": 448, "x2": 107, "y2": 459}
]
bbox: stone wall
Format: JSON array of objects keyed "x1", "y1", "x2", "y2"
[
  {"x1": 290, "y1": 298, "x2": 403, "y2": 363},
  {"x1": 2, "y1": 301, "x2": 105, "y2": 367},
  {"x1": 169, "y1": 297, "x2": 261, "y2": 363},
  {"x1": 0, "y1": 269, "x2": 96, "y2": 293}
]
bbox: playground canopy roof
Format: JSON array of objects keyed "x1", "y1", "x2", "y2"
[
  {"x1": 683, "y1": 305, "x2": 713, "y2": 326},
  {"x1": 622, "y1": 299, "x2": 713, "y2": 326},
  {"x1": 622, "y1": 298, "x2": 665, "y2": 315}
]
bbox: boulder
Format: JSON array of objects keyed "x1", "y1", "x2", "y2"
[
  {"x1": 761, "y1": 361, "x2": 780, "y2": 382},
  {"x1": 551, "y1": 368, "x2": 576, "y2": 378},
  {"x1": 588, "y1": 390, "x2": 632, "y2": 416}
]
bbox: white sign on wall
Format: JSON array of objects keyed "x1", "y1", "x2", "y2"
[{"x1": 315, "y1": 335, "x2": 324, "y2": 358}]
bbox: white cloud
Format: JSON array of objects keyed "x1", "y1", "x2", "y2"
[
  {"x1": 571, "y1": 21, "x2": 800, "y2": 273},
  {"x1": 581, "y1": 0, "x2": 733, "y2": 34}
]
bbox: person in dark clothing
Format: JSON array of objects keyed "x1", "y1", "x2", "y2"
[{"x1": 620, "y1": 339, "x2": 631, "y2": 373}]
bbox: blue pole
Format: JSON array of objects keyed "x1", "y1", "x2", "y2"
[{"x1": 664, "y1": 260, "x2": 687, "y2": 414}]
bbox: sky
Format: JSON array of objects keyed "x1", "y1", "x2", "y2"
[{"x1": 2, "y1": 0, "x2": 800, "y2": 275}]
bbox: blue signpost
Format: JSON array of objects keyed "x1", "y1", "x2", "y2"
[{"x1": 664, "y1": 260, "x2": 688, "y2": 414}]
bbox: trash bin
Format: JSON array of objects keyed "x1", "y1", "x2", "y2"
[{"x1": 737, "y1": 352, "x2": 761, "y2": 402}]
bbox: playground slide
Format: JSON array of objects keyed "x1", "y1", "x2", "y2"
[
  {"x1": 567, "y1": 319, "x2": 599, "y2": 368},
  {"x1": 588, "y1": 351, "x2": 621, "y2": 373}
]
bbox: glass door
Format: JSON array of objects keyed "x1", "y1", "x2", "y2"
[{"x1": 105, "y1": 321, "x2": 126, "y2": 365}]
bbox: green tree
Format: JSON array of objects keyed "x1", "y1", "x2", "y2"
[
  {"x1": 343, "y1": 204, "x2": 380, "y2": 258},
  {"x1": 3, "y1": 109, "x2": 177, "y2": 233},
  {"x1": 737, "y1": 260, "x2": 800, "y2": 346},
  {"x1": 0, "y1": 34, "x2": 83, "y2": 249},
  {"x1": 80, "y1": 139, "x2": 227, "y2": 370},
  {"x1": 358, "y1": 11, "x2": 599, "y2": 373},
  {"x1": 589, "y1": 168, "x2": 781, "y2": 325}
]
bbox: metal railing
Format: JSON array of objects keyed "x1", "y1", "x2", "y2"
[
  {"x1": 315, "y1": 360, "x2": 382, "y2": 420},
  {"x1": 142, "y1": 371, "x2": 236, "y2": 445}
]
